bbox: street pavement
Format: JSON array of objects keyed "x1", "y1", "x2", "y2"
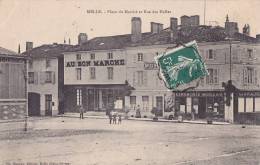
[{"x1": 0, "y1": 117, "x2": 259, "y2": 165}]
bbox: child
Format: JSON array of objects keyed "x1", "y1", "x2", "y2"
[
  {"x1": 112, "y1": 114, "x2": 117, "y2": 124},
  {"x1": 118, "y1": 115, "x2": 122, "y2": 124}
]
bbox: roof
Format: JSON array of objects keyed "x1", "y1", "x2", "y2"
[
  {"x1": 22, "y1": 44, "x2": 73, "y2": 58},
  {"x1": 69, "y1": 33, "x2": 152, "y2": 52},
  {"x1": 0, "y1": 46, "x2": 18, "y2": 55},
  {"x1": 68, "y1": 25, "x2": 258, "y2": 52}
]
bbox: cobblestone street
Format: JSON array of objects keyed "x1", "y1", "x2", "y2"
[{"x1": 0, "y1": 117, "x2": 260, "y2": 165}]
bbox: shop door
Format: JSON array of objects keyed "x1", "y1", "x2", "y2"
[
  {"x1": 198, "y1": 97, "x2": 206, "y2": 118},
  {"x1": 28, "y1": 92, "x2": 40, "y2": 116},
  {"x1": 156, "y1": 96, "x2": 163, "y2": 116},
  {"x1": 87, "y1": 89, "x2": 95, "y2": 111},
  {"x1": 45, "y1": 94, "x2": 52, "y2": 116}
]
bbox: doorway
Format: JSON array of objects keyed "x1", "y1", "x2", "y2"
[
  {"x1": 45, "y1": 94, "x2": 52, "y2": 116},
  {"x1": 28, "y1": 92, "x2": 40, "y2": 116}
]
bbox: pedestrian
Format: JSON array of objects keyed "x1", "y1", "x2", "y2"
[
  {"x1": 113, "y1": 113, "x2": 117, "y2": 124},
  {"x1": 118, "y1": 114, "x2": 122, "y2": 124},
  {"x1": 109, "y1": 111, "x2": 112, "y2": 124},
  {"x1": 79, "y1": 105, "x2": 84, "y2": 119}
]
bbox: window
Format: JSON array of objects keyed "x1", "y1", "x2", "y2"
[
  {"x1": 137, "y1": 53, "x2": 143, "y2": 61},
  {"x1": 90, "y1": 53, "x2": 95, "y2": 60},
  {"x1": 130, "y1": 96, "x2": 136, "y2": 109},
  {"x1": 28, "y1": 72, "x2": 34, "y2": 84},
  {"x1": 108, "y1": 52, "x2": 113, "y2": 59},
  {"x1": 46, "y1": 58, "x2": 51, "y2": 68},
  {"x1": 142, "y1": 96, "x2": 149, "y2": 111},
  {"x1": 244, "y1": 67, "x2": 255, "y2": 84},
  {"x1": 137, "y1": 71, "x2": 144, "y2": 85},
  {"x1": 155, "y1": 52, "x2": 159, "y2": 56},
  {"x1": 45, "y1": 71, "x2": 52, "y2": 83},
  {"x1": 76, "y1": 54, "x2": 81, "y2": 60},
  {"x1": 247, "y1": 49, "x2": 253, "y2": 58},
  {"x1": 29, "y1": 60, "x2": 33, "y2": 69},
  {"x1": 206, "y1": 69, "x2": 218, "y2": 84},
  {"x1": 107, "y1": 67, "x2": 113, "y2": 80},
  {"x1": 90, "y1": 67, "x2": 96, "y2": 79},
  {"x1": 76, "y1": 89, "x2": 82, "y2": 106},
  {"x1": 76, "y1": 68, "x2": 81, "y2": 80},
  {"x1": 208, "y1": 49, "x2": 214, "y2": 59}
]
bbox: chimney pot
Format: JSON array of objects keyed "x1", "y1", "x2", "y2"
[
  {"x1": 131, "y1": 17, "x2": 142, "y2": 42},
  {"x1": 26, "y1": 42, "x2": 33, "y2": 51},
  {"x1": 78, "y1": 33, "x2": 88, "y2": 45},
  {"x1": 170, "y1": 17, "x2": 178, "y2": 30}
]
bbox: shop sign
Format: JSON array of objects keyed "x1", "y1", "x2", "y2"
[
  {"x1": 0, "y1": 57, "x2": 24, "y2": 63},
  {"x1": 238, "y1": 91, "x2": 260, "y2": 97},
  {"x1": 66, "y1": 59, "x2": 125, "y2": 67},
  {"x1": 174, "y1": 92, "x2": 224, "y2": 97},
  {"x1": 144, "y1": 62, "x2": 158, "y2": 70}
]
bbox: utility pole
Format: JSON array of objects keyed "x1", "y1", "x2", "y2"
[{"x1": 23, "y1": 58, "x2": 28, "y2": 131}]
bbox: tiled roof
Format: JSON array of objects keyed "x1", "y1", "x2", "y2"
[
  {"x1": 69, "y1": 33, "x2": 152, "y2": 52},
  {"x1": 0, "y1": 46, "x2": 17, "y2": 55},
  {"x1": 22, "y1": 44, "x2": 73, "y2": 58}
]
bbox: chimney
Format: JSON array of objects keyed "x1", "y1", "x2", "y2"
[
  {"x1": 243, "y1": 24, "x2": 250, "y2": 36},
  {"x1": 151, "y1": 22, "x2": 163, "y2": 34},
  {"x1": 170, "y1": 17, "x2": 178, "y2": 30},
  {"x1": 26, "y1": 42, "x2": 33, "y2": 51},
  {"x1": 190, "y1": 15, "x2": 200, "y2": 26},
  {"x1": 78, "y1": 33, "x2": 88, "y2": 45},
  {"x1": 131, "y1": 17, "x2": 142, "y2": 42},
  {"x1": 180, "y1": 15, "x2": 190, "y2": 27},
  {"x1": 256, "y1": 34, "x2": 260, "y2": 43},
  {"x1": 225, "y1": 15, "x2": 239, "y2": 37}
]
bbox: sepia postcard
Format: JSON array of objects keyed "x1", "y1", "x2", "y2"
[{"x1": 0, "y1": 0, "x2": 260, "y2": 164}]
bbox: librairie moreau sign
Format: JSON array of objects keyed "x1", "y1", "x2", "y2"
[{"x1": 66, "y1": 59, "x2": 125, "y2": 67}]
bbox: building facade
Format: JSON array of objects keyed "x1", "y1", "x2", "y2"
[
  {"x1": 23, "y1": 43, "x2": 72, "y2": 116},
  {"x1": 0, "y1": 46, "x2": 27, "y2": 120}
]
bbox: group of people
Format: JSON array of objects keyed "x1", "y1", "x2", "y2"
[{"x1": 109, "y1": 111, "x2": 122, "y2": 124}]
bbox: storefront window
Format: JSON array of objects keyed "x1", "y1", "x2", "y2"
[
  {"x1": 142, "y1": 96, "x2": 149, "y2": 111},
  {"x1": 130, "y1": 96, "x2": 136, "y2": 109},
  {"x1": 76, "y1": 89, "x2": 82, "y2": 106}
]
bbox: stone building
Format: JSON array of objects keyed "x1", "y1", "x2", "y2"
[{"x1": 23, "y1": 42, "x2": 73, "y2": 116}]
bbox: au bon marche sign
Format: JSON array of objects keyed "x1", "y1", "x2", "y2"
[{"x1": 66, "y1": 59, "x2": 125, "y2": 67}]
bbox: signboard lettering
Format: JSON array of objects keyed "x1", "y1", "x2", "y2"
[{"x1": 66, "y1": 59, "x2": 125, "y2": 67}]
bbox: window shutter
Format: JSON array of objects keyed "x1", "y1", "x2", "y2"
[
  {"x1": 133, "y1": 72, "x2": 136, "y2": 86},
  {"x1": 243, "y1": 68, "x2": 248, "y2": 85},
  {"x1": 143, "y1": 71, "x2": 148, "y2": 86},
  {"x1": 213, "y1": 49, "x2": 217, "y2": 59},
  {"x1": 133, "y1": 54, "x2": 137, "y2": 63},
  {"x1": 254, "y1": 69, "x2": 258, "y2": 85},
  {"x1": 34, "y1": 72, "x2": 38, "y2": 84},
  {"x1": 206, "y1": 50, "x2": 209, "y2": 59},
  {"x1": 52, "y1": 72, "x2": 55, "y2": 84}
]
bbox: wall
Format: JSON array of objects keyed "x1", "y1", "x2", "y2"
[
  {"x1": 64, "y1": 49, "x2": 127, "y2": 85},
  {"x1": 28, "y1": 57, "x2": 59, "y2": 116}
]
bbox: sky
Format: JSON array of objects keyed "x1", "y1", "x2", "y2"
[{"x1": 0, "y1": 0, "x2": 259, "y2": 52}]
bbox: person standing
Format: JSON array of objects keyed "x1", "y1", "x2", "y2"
[
  {"x1": 118, "y1": 114, "x2": 122, "y2": 124},
  {"x1": 109, "y1": 111, "x2": 113, "y2": 124},
  {"x1": 79, "y1": 105, "x2": 84, "y2": 119}
]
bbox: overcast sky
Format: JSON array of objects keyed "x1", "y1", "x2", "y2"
[{"x1": 0, "y1": 0, "x2": 259, "y2": 52}]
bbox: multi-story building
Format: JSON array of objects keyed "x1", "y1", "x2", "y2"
[
  {"x1": 0, "y1": 46, "x2": 27, "y2": 120},
  {"x1": 23, "y1": 42, "x2": 72, "y2": 116},
  {"x1": 25, "y1": 15, "x2": 260, "y2": 123}
]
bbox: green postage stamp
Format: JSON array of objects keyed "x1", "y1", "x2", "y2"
[{"x1": 155, "y1": 40, "x2": 208, "y2": 90}]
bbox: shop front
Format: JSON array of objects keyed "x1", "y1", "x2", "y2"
[
  {"x1": 64, "y1": 83, "x2": 132, "y2": 114},
  {"x1": 173, "y1": 91, "x2": 225, "y2": 120}
]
